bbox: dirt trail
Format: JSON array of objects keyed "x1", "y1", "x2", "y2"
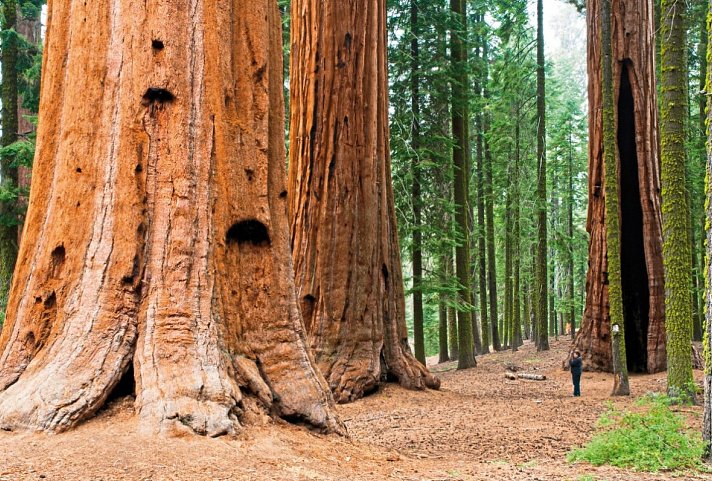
[{"x1": 1, "y1": 339, "x2": 709, "y2": 481}]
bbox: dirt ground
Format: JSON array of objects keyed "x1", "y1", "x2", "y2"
[{"x1": 1, "y1": 338, "x2": 710, "y2": 481}]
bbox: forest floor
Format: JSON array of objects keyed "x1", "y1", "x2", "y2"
[{"x1": 1, "y1": 338, "x2": 710, "y2": 481}]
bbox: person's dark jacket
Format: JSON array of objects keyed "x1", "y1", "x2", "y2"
[{"x1": 569, "y1": 356, "x2": 583, "y2": 376}]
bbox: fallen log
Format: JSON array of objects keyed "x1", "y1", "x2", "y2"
[{"x1": 505, "y1": 371, "x2": 547, "y2": 381}]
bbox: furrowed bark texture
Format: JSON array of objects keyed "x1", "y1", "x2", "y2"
[
  {"x1": 601, "y1": 0, "x2": 630, "y2": 396},
  {"x1": 0, "y1": 0, "x2": 341, "y2": 436},
  {"x1": 660, "y1": 0, "x2": 694, "y2": 397},
  {"x1": 288, "y1": 0, "x2": 440, "y2": 402},
  {"x1": 535, "y1": 0, "x2": 549, "y2": 352},
  {"x1": 438, "y1": 255, "x2": 450, "y2": 363},
  {"x1": 411, "y1": 0, "x2": 426, "y2": 365},
  {"x1": 512, "y1": 114, "x2": 523, "y2": 351},
  {"x1": 475, "y1": 112, "x2": 488, "y2": 354},
  {"x1": 568, "y1": 130, "x2": 576, "y2": 340},
  {"x1": 573, "y1": 0, "x2": 666, "y2": 374},
  {"x1": 447, "y1": 252, "x2": 459, "y2": 360},
  {"x1": 450, "y1": 0, "x2": 476, "y2": 369},
  {"x1": 703, "y1": 0, "x2": 712, "y2": 455},
  {"x1": 483, "y1": 82, "x2": 500, "y2": 351}
]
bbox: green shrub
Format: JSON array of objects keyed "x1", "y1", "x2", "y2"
[{"x1": 567, "y1": 394, "x2": 707, "y2": 472}]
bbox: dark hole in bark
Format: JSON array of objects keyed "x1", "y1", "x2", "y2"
[
  {"x1": 329, "y1": 121, "x2": 339, "y2": 179},
  {"x1": 142, "y1": 87, "x2": 175, "y2": 105},
  {"x1": 280, "y1": 412, "x2": 329, "y2": 433},
  {"x1": 618, "y1": 62, "x2": 650, "y2": 373},
  {"x1": 135, "y1": 164, "x2": 143, "y2": 173},
  {"x1": 301, "y1": 295, "x2": 315, "y2": 329},
  {"x1": 43, "y1": 292, "x2": 56, "y2": 309},
  {"x1": 178, "y1": 414, "x2": 195, "y2": 428},
  {"x1": 245, "y1": 169, "x2": 255, "y2": 182},
  {"x1": 107, "y1": 363, "x2": 136, "y2": 402},
  {"x1": 380, "y1": 350, "x2": 397, "y2": 383},
  {"x1": 122, "y1": 255, "x2": 140, "y2": 285},
  {"x1": 50, "y1": 245, "x2": 65, "y2": 278},
  {"x1": 76, "y1": 167, "x2": 82, "y2": 173},
  {"x1": 254, "y1": 64, "x2": 266, "y2": 82},
  {"x1": 152, "y1": 39, "x2": 164, "y2": 50},
  {"x1": 226, "y1": 220, "x2": 270, "y2": 247},
  {"x1": 345, "y1": 32, "x2": 352, "y2": 50},
  {"x1": 279, "y1": 190, "x2": 288, "y2": 199},
  {"x1": 382, "y1": 264, "x2": 389, "y2": 289}
]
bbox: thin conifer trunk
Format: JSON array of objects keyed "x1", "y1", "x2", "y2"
[
  {"x1": 410, "y1": 0, "x2": 426, "y2": 364},
  {"x1": 535, "y1": 0, "x2": 549, "y2": 351},
  {"x1": 0, "y1": 0, "x2": 20, "y2": 315},
  {"x1": 450, "y1": 0, "x2": 476, "y2": 369}
]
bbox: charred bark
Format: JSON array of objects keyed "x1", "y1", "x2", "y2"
[
  {"x1": 0, "y1": 0, "x2": 341, "y2": 436},
  {"x1": 288, "y1": 0, "x2": 440, "y2": 402},
  {"x1": 573, "y1": 0, "x2": 665, "y2": 374}
]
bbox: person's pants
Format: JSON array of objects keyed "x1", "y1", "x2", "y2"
[{"x1": 572, "y1": 373, "x2": 581, "y2": 396}]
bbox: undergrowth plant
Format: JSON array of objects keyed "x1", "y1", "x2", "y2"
[{"x1": 567, "y1": 394, "x2": 707, "y2": 472}]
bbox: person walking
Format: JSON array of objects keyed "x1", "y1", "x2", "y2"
[{"x1": 569, "y1": 350, "x2": 583, "y2": 396}]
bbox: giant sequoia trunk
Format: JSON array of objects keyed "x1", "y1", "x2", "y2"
[
  {"x1": 573, "y1": 0, "x2": 665, "y2": 373},
  {"x1": 288, "y1": 0, "x2": 440, "y2": 403},
  {"x1": 0, "y1": 0, "x2": 341, "y2": 436}
]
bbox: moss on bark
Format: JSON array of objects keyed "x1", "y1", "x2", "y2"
[
  {"x1": 601, "y1": 0, "x2": 630, "y2": 396},
  {"x1": 660, "y1": 0, "x2": 694, "y2": 400}
]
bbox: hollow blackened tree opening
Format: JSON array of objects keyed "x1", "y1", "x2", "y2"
[
  {"x1": 617, "y1": 63, "x2": 650, "y2": 373},
  {"x1": 226, "y1": 220, "x2": 270, "y2": 247},
  {"x1": 107, "y1": 363, "x2": 135, "y2": 402}
]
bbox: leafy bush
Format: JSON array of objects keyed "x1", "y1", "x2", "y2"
[{"x1": 567, "y1": 394, "x2": 707, "y2": 472}]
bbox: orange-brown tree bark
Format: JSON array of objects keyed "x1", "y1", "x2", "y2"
[
  {"x1": 288, "y1": 0, "x2": 440, "y2": 403},
  {"x1": 573, "y1": 0, "x2": 665, "y2": 373},
  {"x1": 0, "y1": 0, "x2": 341, "y2": 436}
]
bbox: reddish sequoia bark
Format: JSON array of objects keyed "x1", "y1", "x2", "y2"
[
  {"x1": 288, "y1": 0, "x2": 440, "y2": 402},
  {"x1": 573, "y1": 0, "x2": 665, "y2": 373},
  {"x1": 0, "y1": 0, "x2": 341, "y2": 436}
]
